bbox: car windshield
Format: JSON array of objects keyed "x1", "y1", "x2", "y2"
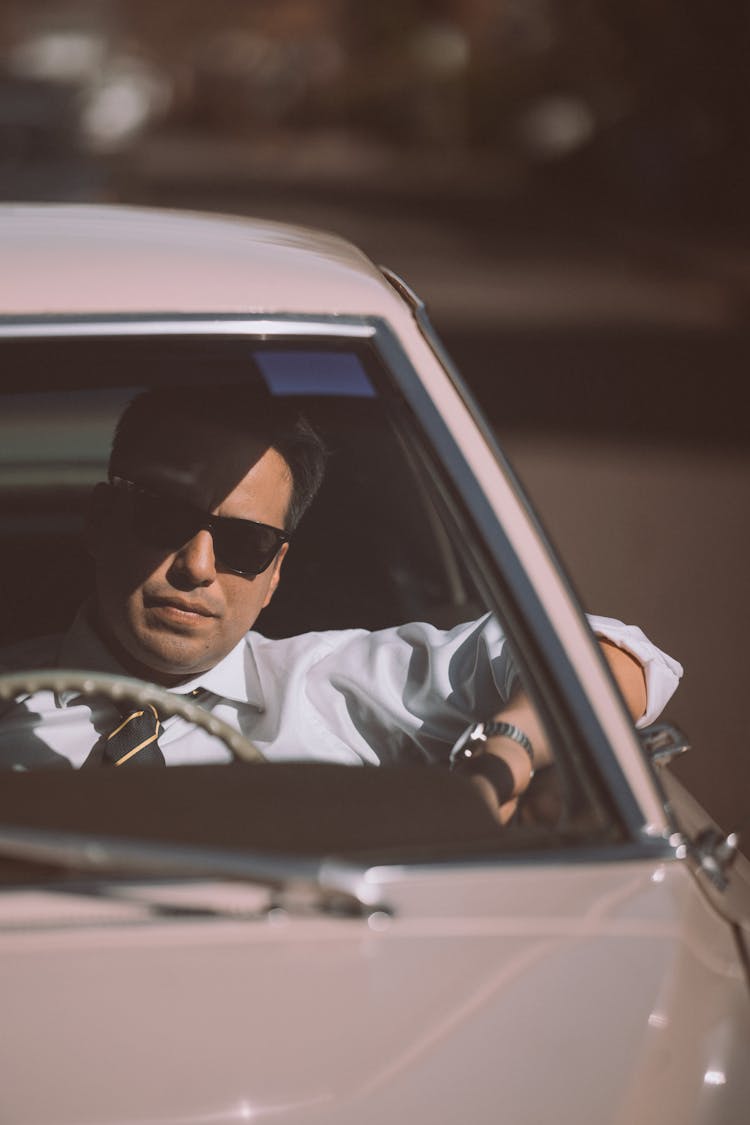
[{"x1": 0, "y1": 328, "x2": 622, "y2": 869}]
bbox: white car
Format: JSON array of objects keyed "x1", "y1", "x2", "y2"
[{"x1": 0, "y1": 204, "x2": 747, "y2": 1125}]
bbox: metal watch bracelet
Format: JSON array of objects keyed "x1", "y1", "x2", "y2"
[
  {"x1": 450, "y1": 720, "x2": 535, "y2": 778},
  {"x1": 482, "y1": 721, "x2": 535, "y2": 777}
]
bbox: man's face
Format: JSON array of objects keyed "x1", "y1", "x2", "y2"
[{"x1": 88, "y1": 418, "x2": 292, "y2": 685}]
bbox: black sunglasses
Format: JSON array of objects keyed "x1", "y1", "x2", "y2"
[{"x1": 110, "y1": 476, "x2": 289, "y2": 577}]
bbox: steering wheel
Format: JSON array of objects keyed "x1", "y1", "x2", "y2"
[{"x1": 0, "y1": 670, "x2": 266, "y2": 763}]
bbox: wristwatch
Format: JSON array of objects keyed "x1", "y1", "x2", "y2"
[{"x1": 450, "y1": 720, "x2": 535, "y2": 778}]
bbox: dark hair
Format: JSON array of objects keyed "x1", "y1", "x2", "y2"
[{"x1": 109, "y1": 384, "x2": 327, "y2": 531}]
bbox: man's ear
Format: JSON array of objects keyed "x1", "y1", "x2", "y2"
[
  {"x1": 262, "y1": 542, "x2": 289, "y2": 609},
  {"x1": 84, "y1": 482, "x2": 115, "y2": 559}
]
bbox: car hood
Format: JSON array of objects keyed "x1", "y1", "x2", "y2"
[{"x1": 1, "y1": 857, "x2": 748, "y2": 1125}]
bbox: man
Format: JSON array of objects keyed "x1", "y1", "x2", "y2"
[{"x1": 0, "y1": 385, "x2": 682, "y2": 819}]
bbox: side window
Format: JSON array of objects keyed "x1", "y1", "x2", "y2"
[{"x1": 0, "y1": 333, "x2": 620, "y2": 852}]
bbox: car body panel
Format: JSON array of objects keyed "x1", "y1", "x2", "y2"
[
  {"x1": 0, "y1": 204, "x2": 412, "y2": 323},
  {"x1": 0, "y1": 859, "x2": 747, "y2": 1125}
]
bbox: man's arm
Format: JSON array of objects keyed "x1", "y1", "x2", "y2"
[{"x1": 477, "y1": 641, "x2": 648, "y2": 823}]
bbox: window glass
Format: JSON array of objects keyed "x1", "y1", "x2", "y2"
[{"x1": 0, "y1": 332, "x2": 621, "y2": 861}]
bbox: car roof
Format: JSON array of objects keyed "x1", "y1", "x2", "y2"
[{"x1": 0, "y1": 203, "x2": 410, "y2": 319}]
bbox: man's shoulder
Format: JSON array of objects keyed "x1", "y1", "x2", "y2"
[
  {"x1": 245, "y1": 616, "x2": 497, "y2": 667},
  {"x1": 247, "y1": 616, "x2": 496, "y2": 651},
  {"x1": 246, "y1": 626, "x2": 374, "y2": 658},
  {"x1": 0, "y1": 633, "x2": 62, "y2": 671}
]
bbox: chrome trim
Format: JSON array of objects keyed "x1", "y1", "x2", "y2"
[
  {"x1": 0, "y1": 313, "x2": 376, "y2": 340},
  {"x1": 379, "y1": 267, "x2": 424, "y2": 314},
  {"x1": 690, "y1": 828, "x2": 741, "y2": 892}
]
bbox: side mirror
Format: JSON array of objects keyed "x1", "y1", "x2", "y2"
[{"x1": 639, "y1": 722, "x2": 691, "y2": 767}]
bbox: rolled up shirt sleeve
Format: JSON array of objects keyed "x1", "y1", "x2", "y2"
[{"x1": 587, "y1": 614, "x2": 683, "y2": 727}]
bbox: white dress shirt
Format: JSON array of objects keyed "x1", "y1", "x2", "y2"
[{"x1": 0, "y1": 608, "x2": 682, "y2": 771}]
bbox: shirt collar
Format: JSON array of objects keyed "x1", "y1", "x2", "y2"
[
  {"x1": 56, "y1": 603, "x2": 265, "y2": 710},
  {"x1": 178, "y1": 637, "x2": 264, "y2": 708}
]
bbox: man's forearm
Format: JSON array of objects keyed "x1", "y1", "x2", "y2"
[{"x1": 480, "y1": 640, "x2": 648, "y2": 821}]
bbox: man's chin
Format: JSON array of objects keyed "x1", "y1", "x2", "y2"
[{"x1": 117, "y1": 628, "x2": 216, "y2": 685}]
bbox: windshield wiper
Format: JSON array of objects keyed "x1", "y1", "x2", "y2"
[{"x1": 0, "y1": 824, "x2": 393, "y2": 920}]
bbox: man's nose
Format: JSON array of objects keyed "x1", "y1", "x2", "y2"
[{"x1": 169, "y1": 528, "x2": 217, "y2": 586}]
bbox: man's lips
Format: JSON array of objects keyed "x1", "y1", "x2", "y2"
[{"x1": 146, "y1": 596, "x2": 219, "y2": 619}]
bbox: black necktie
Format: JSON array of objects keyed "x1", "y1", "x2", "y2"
[{"x1": 97, "y1": 703, "x2": 165, "y2": 767}]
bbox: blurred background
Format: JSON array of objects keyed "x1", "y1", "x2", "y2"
[{"x1": 1, "y1": 0, "x2": 748, "y2": 829}]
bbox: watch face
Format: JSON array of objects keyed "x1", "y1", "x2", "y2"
[{"x1": 449, "y1": 721, "x2": 487, "y2": 768}]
